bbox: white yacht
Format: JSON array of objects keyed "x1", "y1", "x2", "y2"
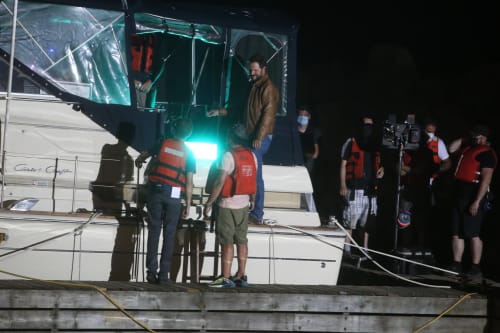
[{"x1": 0, "y1": 0, "x2": 345, "y2": 285}]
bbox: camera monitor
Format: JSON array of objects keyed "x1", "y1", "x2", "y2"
[{"x1": 382, "y1": 114, "x2": 420, "y2": 150}]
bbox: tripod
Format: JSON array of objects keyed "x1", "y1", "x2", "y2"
[{"x1": 392, "y1": 141, "x2": 405, "y2": 252}]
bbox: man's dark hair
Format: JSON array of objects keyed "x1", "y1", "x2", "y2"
[
  {"x1": 172, "y1": 118, "x2": 193, "y2": 139},
  {"x1": 471, "y1": 124, "x2": 490, "y2": 137},
  {"x1": 228, "y1": 123, "x2": 249, "y2": 146},
  {"x1": 249, "y1": 54, "x2": 267, "y2": 68},
  {"x1": 423, "y1": 116, "x2": 437, "y2": 127},
  {"x1": 297, "y1": 105, "x2": 312, "y2": 116}
]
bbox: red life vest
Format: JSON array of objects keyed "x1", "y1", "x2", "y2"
[
  {"x1": 221, "y1": 147, "x2": 257, "y2": 197},
  {"x1": 131, "y1": 34, "x2": 155, "y2": 75},
  {"x1": 454, "y1": 144, "x2": 495, "y2": 183},
  {"x1": 427, "y1": 138, "x2": 441, "y2": 164},
  {"x1": 346, "y1": 139, "x2": 381, "y2": 181},
  {"x1": 148, "y1": 139, "x2": 188, "y2": 191},
  {"x1": 427, "y1": 138, "x2": 441, "y2": 180}
]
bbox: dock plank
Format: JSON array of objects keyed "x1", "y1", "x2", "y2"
[{"x1": 0, "y1": 280, "x2": 493, "y2": 332}]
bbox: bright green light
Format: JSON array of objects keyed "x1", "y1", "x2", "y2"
[{"x1": 185, "y1": 141, "x2": 218, "y2": 161}]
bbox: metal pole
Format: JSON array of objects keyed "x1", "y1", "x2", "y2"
[
  {"x1": 190, "y1": 27, "x2": 196, "y2": 107},
  {"x1": 71, "y1": 156, "x2": 78, "y2": 213},
  {"x1": 52, "y1": 157, "x2": 59, "y2": 213},
  {"x1": 393, "y1": 143, "x2": 404, "y2": 251},
  {"x1": 1, "y1": 0, "x2": 19, "y2": 208}
]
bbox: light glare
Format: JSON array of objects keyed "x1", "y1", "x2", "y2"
[{"x1": 185, "y1": 141, "x2": 217, "y2": 161}]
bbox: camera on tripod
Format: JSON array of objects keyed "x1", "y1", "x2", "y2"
[{"x1": 382, "y1": 114, "x2": 421, "y2": 150}]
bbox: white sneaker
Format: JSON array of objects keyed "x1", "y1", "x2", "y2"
[
  {"x1": 327, "y1": 216, "x2": 338, "y2": 228},
  {"x1": 263, "y1": 218, "x2": 277, "y2": 225}
]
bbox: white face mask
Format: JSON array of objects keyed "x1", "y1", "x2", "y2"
[
  {"x1": 426, "y1": 132, "x2": 435, "y2": 140},
  {"x1": 297, "y1": 115, "x2": 309, "y2": 126}
]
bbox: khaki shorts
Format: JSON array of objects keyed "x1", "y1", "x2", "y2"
[{"x1": 216, "y1": 206, "x2": 249, "y2": 245}]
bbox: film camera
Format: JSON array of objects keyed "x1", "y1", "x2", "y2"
[{"x1": 382, "y1": 114, "x2": 421, "y2": 150}]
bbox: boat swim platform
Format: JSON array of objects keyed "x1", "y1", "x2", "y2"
[{"x1": 0, "y1": 277, "x2": 499, "y2": 333}]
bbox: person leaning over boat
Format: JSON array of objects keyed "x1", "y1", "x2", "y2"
[
  {"x1": 203, "y1": 123, "x2": 257, "y2": 288},
  {"x1": 135, "y1": 118, "x2": 196, "y2": 285}
]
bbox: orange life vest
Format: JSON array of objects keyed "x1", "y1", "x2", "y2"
[
  {"x1": 427, "y1": 138, "x2": 441, "y2": 180},
  {"x1": 454, "y1": 144, "x2": 495, "y2": 183},
  {"x1": 148, "y1": 139, "x2": 188, "y2": 191},
  {"x1": 131, "y1": 34, "x2": 155, "y2": 75},
  {"x1": 346, "y1": 139, "x2": 381, "y2": 181},
  {"x1": 221, "y1": 147, "x2": 257, "y2": 197},
  {"x1": 427, "y1": 138, "x2": 441, "y2": 164}
]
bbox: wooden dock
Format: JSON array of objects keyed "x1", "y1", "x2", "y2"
[{"x1": 0, "y1": 275, "x2": 498, "y2": 333}]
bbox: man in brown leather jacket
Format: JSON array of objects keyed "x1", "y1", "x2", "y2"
[{"x1": 208, "y1": 54, "x2": 279, "y2": 223}]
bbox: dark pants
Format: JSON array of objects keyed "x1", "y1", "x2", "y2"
[{"x1": 146, "y1": 182, "x2": 182, "y2": 282}]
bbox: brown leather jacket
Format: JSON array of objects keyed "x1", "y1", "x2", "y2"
[{"x1": 246, "y1": 73, "x2": 279, "y2": 141}]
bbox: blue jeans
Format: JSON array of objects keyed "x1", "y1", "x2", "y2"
[
  {"x1": 146, "y1": 182, "x2": 182, "y2": 282},
  {"x1": 250, "y1": 135, "x2": 272, "y2": 220}
]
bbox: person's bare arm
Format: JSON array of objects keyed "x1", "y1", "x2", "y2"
[
  {"x1": 135, "y1": 151, "x2": 151, "y2": 168},
  {"x1": 339, "y1": 159, "x2": 348, "y2": 197},
  {"x1": 206, "y1": 108, "x2": 228, "y2": 117},
  {"x1": 203, "y1": 169, "x2": 228, "y2": 218},
  {"x1": 440, "y1": 158, "x2": 452, "y2": 172},
  {"x1": 448, "y1": 138, "x2": 463, "y2": 154},
  {"x1": 182, "y1": 172, "x2": 194, "y2": 219},
  {"x1": 470, "y1": 167, "x2": 494, "y2": 216},
  {"x1": 313, "y1": 143, "x2": 319, "y2": 159}
]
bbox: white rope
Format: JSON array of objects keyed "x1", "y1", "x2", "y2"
[
  {"x1": 0, "y1": 212, "x2": 102, "y2": 260},
  {"x1": 264, "y1": 218, "x2": 456, "y2": 289}
]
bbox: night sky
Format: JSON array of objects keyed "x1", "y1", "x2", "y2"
[
  {"x1": 236, "y1": 1, "x2": 500, "y2": 277},
  {"x1": 73, "y1": 1, "x2": 500, "y2": 276}
]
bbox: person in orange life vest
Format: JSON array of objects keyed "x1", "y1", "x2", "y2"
[
  {"x1": 130, "y1": 34, "x2": 157, "y2": 109},
  {"x1": 423, "y1": 118, "x2": 452, "y2": 183},
  {"x1": 447, "y1": 124, "x2": 497, "y2": 278},
  {"x1": 203, "y1": 123, "x2": 257, "y2": 288},
  {"x1": 135, "y1": 118, "x2": 196, "y2": 284},
  {"x1": 340, "y1": 116, "x2": 384, "y2": 256},
  {"x1": 207, "y1": 54, "x2": 279, "y2": 224},
  {"x1": 398, "y1": 118, "x2": 451, "y2": 249}
]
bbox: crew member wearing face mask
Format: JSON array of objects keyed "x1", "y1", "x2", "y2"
[
  {"x1": 423, "y1": 120, "x2": 451, "y2": 182},
  {"x1": 447, "y1": 124, "x2": 497, "y2": 279},
  {"x1": 297, "y1": 106, "x2": 321, "y2": 213},
  {"x1": 339, "y1": 115, "x2": 384, "y2": 257}
]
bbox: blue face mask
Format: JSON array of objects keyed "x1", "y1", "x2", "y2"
[{"x1": 297, "y1": 115, "x2": 309, "y2": 126}]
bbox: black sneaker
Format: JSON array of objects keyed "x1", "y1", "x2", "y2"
[
  {"x1": 465, "y1": 264, "x2": 482, "y2": 279},
  {"x1": 146, "y1": 272, "x2": 158, "y2": 284},
  {"x1": 343, "y1": 251, "x2": 355, "y2": 260},
  {"x1": 158, "y1": 278, "x2": 172, "y2": 286},
  {"x1": 248, "y1": 215, "x2": 263, "y2": 225},
  {"x1": 231, "y1": 275, "x2": 249, "y2": 288},
  {"x1": 446, "y1": 261, "x2": 462, "y2": 274}
]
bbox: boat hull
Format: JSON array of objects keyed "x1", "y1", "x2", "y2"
[{"x1": 0, "y1": 211, "x2": 345, "y2": 285}]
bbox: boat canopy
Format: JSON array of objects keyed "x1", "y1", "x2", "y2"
[{"x1": 0, "y1": 0, "x2": 302, "y2": 165}]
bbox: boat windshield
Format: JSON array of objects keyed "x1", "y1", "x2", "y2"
[
  {"x1": 0, "y1": 1, "x2": 129, "y2": 105},
  {"x1": 0, "y1": 3, "x2": 227, "y2": 107}
]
